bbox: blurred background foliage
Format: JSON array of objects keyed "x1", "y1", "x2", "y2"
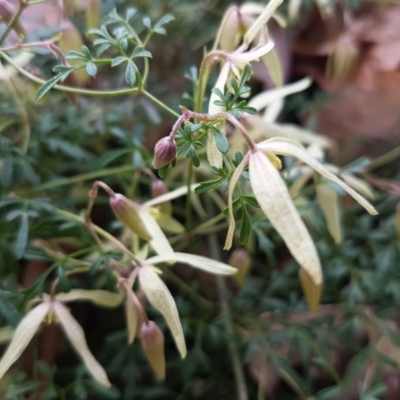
[{"x1": 0, "y1": 0, "x2": 400, "y2": 399}]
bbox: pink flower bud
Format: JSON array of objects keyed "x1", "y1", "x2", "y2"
[
  {"x1": 152, "y1": 137, "x2": 177, "y2": 169},
  {"x1": 140, "y1": 321, "x2": 166, "y2": 380},
  {"x1": 110, "y1": 193, "x2": 152, "y2": 241},
  {"x1": 228, "y1": 249, "x2": 251, "y2": 287},
  {"x1": 151, "y1": 179, "x2": 168, "y2": 198}
]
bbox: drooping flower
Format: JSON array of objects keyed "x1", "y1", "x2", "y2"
[
  {"x1": 224, "y1": 137, "x2": 377, "y2": 310},
  {"x1": 0, "y1": 290, "x2": 122, "y2": 386},
  {"x1": 130, "y1": 252, "x2": 236, "y2": 359},
  {"x1": 207, "y1": 0, "x2": 283, "y2": 168}
]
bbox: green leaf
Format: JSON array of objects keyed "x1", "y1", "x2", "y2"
[
  {"x1": 36, "y1": 74, "x2": 64, "y2": 101},
  {"x1": 111, "y1": 56, "x2": 127, "y2": 67},
  {"x1": 86, "y1": 62, "x2": 97, "y2": 78},
  {"x1": 57, "y1": 267, "x2": 71, "y2": 293},
  {"x1": 239, "y1": 207, "x2": 251, "y2": 245},
  {"x1": 125, "y1": 60, "x2": 137, "y2": 87},
  {"x1": 213, "y1": 128, "x2": 229, "y2": 154},
  {"x1": 15, "y1": 214, "x2": 28, "y2": 259},
  {"x1": 195, "y1": 179, "x2": 222, "y2": 194},
  {"x1": 0, "y1": 291, "x2": 21, "y2": 327}
]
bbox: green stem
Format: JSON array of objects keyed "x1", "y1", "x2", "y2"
[
  {"x1": 208, "y1": 232, "x2": 248, "y2": 400},
  {"x1": 23, "y1": 164, "x2": 136, "y2": 193},
  {"x1": 0, "y1": 51, "x2": 141, "y2": 97},
  {"x1": 195, "y1": 50, "x2": 227, "y2": 114},
  {"x1": 365, "y1": 146, "x2": 400, "y2": 171},
  {"x1": 185, "y1": 162, "x2": 194, "y2": 230},
  {"x1": 141, "y1": 89, "x2": 180, "y2": 118},
  {"x1": 0, "y1": 0, "x2": 27, "y2": 46},
  {"x1": 55, "y1": 209, "x2": 137, "y2": 261}
]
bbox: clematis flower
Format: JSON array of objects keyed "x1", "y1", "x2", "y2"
[
  {"x1": 224, "y1": 137, "x2": 377, "y2": 310},
  {"x1": 0, "y1": 290, "x2": 122, "y2": 386},
  {"x1": 126, "y1": 252, "x2": 236, "y2": 359},
  {"x1": 287, "y1": 152, "x2": 375, "y2": 244},
  {"x1": 207, "y1": 0, "x2": 282, "y2": 168}
]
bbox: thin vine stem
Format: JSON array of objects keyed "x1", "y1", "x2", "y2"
[
  {"x1": 0, "y1": 0, "x2": 28, "y2": 46},
  {"x1": 55, "y1": 208, "x2": 138, "y2": 262}
]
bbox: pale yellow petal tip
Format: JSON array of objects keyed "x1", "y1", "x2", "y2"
[{"x1": 299, "y1": 269, "x2": 323, "y2": 313}]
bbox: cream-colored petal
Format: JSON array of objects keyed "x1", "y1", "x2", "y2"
[
  {"x1": 257, "y1": 139, "x2": 378, "y2": 215},
  {"x1": 262, "y1": 98, "x2": 284, "y2": 123},
  {"x1": 248, "y1": 77, "x2": 312, "y2": 110},
  {"x1": 123, "y1": 287, "x2": 138, "y2": 345},
  {"x1": 262, "y1": 48, "x2": 283, "y2": 87},
  {"x1": 53, "y1": 301, "x2": 111, "y2": 387},
  {"x1": 243, "y1": 0, "x2": 283, "y2": 46},
  {"x1": 230, "y1": 39, "x2": 274, "y2": 64},
  {"x1": 55, "y1": 290, "x2": 123, "y2": 308},
  {"x1": 288, "y1": 166, "x2": 314, "y2": 198},
  {"x1": 0, "y1": 52, "x2": 33, "y2": 81},
  {"x1": 0, "y1": 302, "x2": 50, "y2": 381},
  {"x1": 207, "y1": 123, "x2": 224, "y2": 169},
  {"x1": 138, "y1": 206, "x2": 174, "y2": 256},
  {"x1": 248, "y1": 119, "x2": 331, "y2": 148},
  {"x1": 144, "y1": 184, "x2": 200, "y2": 207},
  {"x1": 156, "y1": 212, "x2": 185, "y2": 234},
  {"x1": 214, "y1": 6, "x2": 241, "y2": 52},
  {"x1": 224, "y1": 153, "x2": 250, "y2": 250},
  {"x1": 316, "y1": 183, "x2": 342, "y2": 244},
  {"x1": 139, "y1": 265, "x2": 186, "y2": 358},
  {"x1": 342, "y1": 174, "x2": 375, "y2": 200},
  {"x1": 146, "y1": 252, "x2": 236, "y2": 275},
  {"x1": 249, "y1": 150, "x2": 323, "y2": 285}
]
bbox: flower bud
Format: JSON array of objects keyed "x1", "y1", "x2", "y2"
[
  {"x1": 140, "y1": 321, "x2": 166, "y2": 380},
  {"x1": 110, "y1": 193, "x2": 152, "y2": 241},
  {"x1": 151, "y1": 179, "x2": 168, "y2": 198},
  {"x1": 228, "y1": 249, "x2": 251, "y2": 287},
  {"x1": 151, "y1": 180, "x2": 172, "y2": 215},
  {"x1": 152, "y1": 137, "x2": 176, "y2": 169}
]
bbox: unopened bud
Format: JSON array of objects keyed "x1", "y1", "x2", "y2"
[
  {"x1": 141, "y1": 321, "x2": 165, "y2": 380},
  {"x1": 152, "y1": 137, "x2": 176, "y2": 169},
  {"x1": 151, "y1": 180, "x2": 172, "y2": 215},
  {"x1": 110, "y1": 193, "x2": 152, "y2": 241},
  {"x1": 151, "y1": 179, "x2": 168, "y2": 198},
  {"x1": 228, "y1": 249, "x2": 251, "y2": 287}
]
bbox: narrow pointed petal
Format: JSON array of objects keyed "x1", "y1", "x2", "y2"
[
  {"x1": 146, "y1": 252, "x2": 236, "y2": 275},
  {"x1": 224, "y1": 153, "x2": 250, "y2": 250},
  {"x1": 299, "y1": 269, "x2": 322, "y2": 312},
  {"x1": 144, "y1": 184, "x2": 200, "y2": 207},
  {"x1": 138, "y1": 206, "x2": 174, "y2": 256},
  {"x1": 342, "y1": 174, "x2": 375, "y2": 200},
  {"x1": 55, "y1": 290, "x2": 123, "y2": 308},
  {"x1": 248, "y1": 77, "x2": 312, "y2": 110},
  {"x1": 316, "y1": 184, "x2": 342, "y2": 244},
  {"x1": 207, "y1": 125, "x2": 224, "y2": 169},
  {"x1": 53, "y1": 301, "x2": 111, "y2": 387},
  {"x1": 139, "y1": 265, "x2": 186, "y2": 358},
  {"x1": 257, "y1": 139, "x2": 378, "y2": 215},
  {"x1": 155, "y1": 212, "x2": 185, "y2": 234},
  {"x1": 0, "y1": 302, "x2": 50, "y2": 381},
  {"x1": 262, "y1": 48, "x2": 283, "y2": 87},
  {"x1": 230, "y1": 39, "x2": 274, "y2": 64},
  {"x1": 124, "y1": 290, "x2": 138, "y2": 345},
  {"x1": 249, "y1": 150, "x2": 323, "y2": 285},
  {"x1": 243, "y1": 0, "x2": 283, "y2": 46}
]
